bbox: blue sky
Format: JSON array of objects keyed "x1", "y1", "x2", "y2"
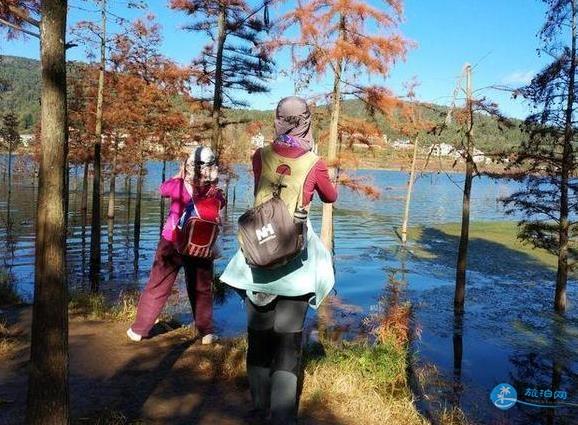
[{"x1": 0, "y1": 0, "x2": 550, "y2": 118}]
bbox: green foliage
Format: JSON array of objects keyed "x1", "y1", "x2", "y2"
[
  {"x1": 338, "y1": 99, "x2": 524, "y2": 154},
  {"x1": 310, "y1": 339, "x2": 408, "y2": 392},
  {"x1": 0, "y1": 54, "x2": 523, "y2": 153},
  {"x1": 0, "y1": 56, "x2": 40, "y2": 132}
]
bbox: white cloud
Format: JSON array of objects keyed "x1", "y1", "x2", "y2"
[{"x1": 501, "y1": 70, "x2": 535, "y2": 85}]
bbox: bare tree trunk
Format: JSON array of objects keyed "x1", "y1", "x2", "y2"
[
  {"x1": 26, "y1": 1, "x2": 69, "y2": 423},
  {"x1": 126, "y1": 175, "x2": 132, "y2": 221},
  {"x1": 7, "y1": 139, "x2": 12, "y2": 207},
  {"x1": 555, "y1": 0, "x2": 576, "y2": 313},
  {"x1": 160, "y1": 158, "x2": 166, "y2": 235},
  {"x1": 133, "y1": 163, "x2": 144, "y2": 273},
  {"x1": 211, "y1": 4, "x2": 226, "y2": 156},
  {"x1": 89, "y1": 0, "x2": 107, "y2": 293},
  {"x1": 81, "y1": 160, "x2": 88, "y2": 225},
  {"x1": 107, "y1": 140, "x2": 117, "y2": 274},
  {"x1": 455, "y1": 64, "x2": 473, "y2": 314},
  {"x1": 320, "y1": 17, "x2": 345, "y2": 252},
  {"x1": 401, "y1": 137, "x2": 419, "y2": 243},
  {"x1": 107, "y1": 139, "x2": 117, "y2": 239}
]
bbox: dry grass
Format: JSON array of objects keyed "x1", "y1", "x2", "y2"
[
  {"x1": 73, "y1": 409, "x2": 146, "y2": 425},
  {"x1": 0, "y1": 318, "x2": 16, "y2": 357},
  {"x1": 301, "y1": 337, "x2": 428, "y2": 425},
  {"x1": 0, "y1": 268, "x2": 20, "y2": 307},
  {"x1": 299, "y1": 294, "x2": 428, "y2": 425},
  {"x1": 435, "y1": 406, "x2": 472, "y2": 425},
  {"x1": 69, "y1": 290, "x2": 159, "y2": 322}
]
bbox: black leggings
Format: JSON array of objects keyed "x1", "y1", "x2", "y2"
[{"x1": 245, "y1": 295, "x2": 309, "y2": 425}]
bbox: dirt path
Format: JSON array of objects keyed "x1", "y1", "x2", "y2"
[{"x1": 0, "y1": 307, "x2": 260, "y2": 425}]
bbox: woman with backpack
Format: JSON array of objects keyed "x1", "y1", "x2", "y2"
[
  {"x1": 127, "y1": 146, "x2": 225, "y2": 345},
  {"x1": 221, "y1": 96, "x2": 338, "y2": 424}
]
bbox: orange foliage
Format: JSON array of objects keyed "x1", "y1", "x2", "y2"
[
  {"x1": 277, "y1": 0, "x2": 412, "y2": 80},
  {"x1": 66, "y1": 15, "x2": 202, "y2": 175},
  {"x1": 337, "y1": 173, "x2": 381, "y2": 200}
]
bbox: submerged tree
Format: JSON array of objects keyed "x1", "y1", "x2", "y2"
[
  {"x1": 503, "y1": 0, "x2": 578, "y2": 313},
  {"x1": 280, "y1": 0, "x2": 410, "y2": 250},
  {"x1": 170, "y1": 0, "x2": 274, "y2": 155},
  {"x1": 0, "y1": 112, "x2": 20, "y2": 204},
  {"x1": 0, "y1": 1, "x2": 70, "y2": 423}
]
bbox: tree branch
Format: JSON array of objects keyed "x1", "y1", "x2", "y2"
[
  {"x1": 6, "y1": 4, "x2": 40, "y2": 27},
  {"x1": 0, "y1": 16, "x2": 39, "y2": 38}
]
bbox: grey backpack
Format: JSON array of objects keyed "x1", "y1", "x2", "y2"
[{"x1": 237, "y1": 178, "x2": 306, "y2": 269}]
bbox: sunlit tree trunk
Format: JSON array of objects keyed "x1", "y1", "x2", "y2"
[
  {"x1": 455, "y1": 64, "x2": 473, "y2": 314},
  {"x1": 89, "y1": 0, "x2": 107, "y2": 293},
  {"x1": 320, "y1": 15, "x2": 345, "y2": 252},
  {"x1": 26, "y1": 1, "x2": 70, "y2": 423},
  {"x1": 555, "y1": 0, "x2": 576, "y2": 313},
  {"x1": 211, "y1": 4, "x2": 226, "y2": 156}
]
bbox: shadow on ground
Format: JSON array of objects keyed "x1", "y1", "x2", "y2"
[
  {"x1": 414, "y1": 226, "x2": 555, "y2": 282},
  {"x1": 0, "y1": 307, "x2": 348, "y2": 425}
]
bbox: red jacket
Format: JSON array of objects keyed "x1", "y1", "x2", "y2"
[{"x1": 252, "y1": 143, "x2": 338, "y2": 207}]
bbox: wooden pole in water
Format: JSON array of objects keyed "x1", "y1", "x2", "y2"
[{"x1": 401, "y1": 136, "x2": 419, "y2": 243}]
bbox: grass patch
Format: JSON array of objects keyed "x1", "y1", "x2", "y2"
[
  {"x1": 300, "y1": 292, "x2": 428, "y2": 425},
  {"x1": 69, "y1": 290, "x2": 154, "y2": 322},
  {"x1": 301, "y1": 336, "x2": 427, "y2": 425},
  {"x1": 0, "y1": 268, "x2": 20, "y2": 307}
]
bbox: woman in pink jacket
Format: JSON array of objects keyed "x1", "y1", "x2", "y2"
[{"x1": 127, "y1": 146, "x2": 225, "y2": 344}]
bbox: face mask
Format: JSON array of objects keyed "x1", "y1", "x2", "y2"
[{"x1": 185, "y1": 147, "x2": 218, "y2": 185}]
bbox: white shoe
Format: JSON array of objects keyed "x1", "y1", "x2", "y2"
[
  {"x1": 201, "y1": 333, "x2": 218, "y2": 345},
  {"x1": 126, "y1": 328, "x2": 142, "y2": 342}
]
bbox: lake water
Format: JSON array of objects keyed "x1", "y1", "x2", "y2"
[{"x1": 1, "y1": 156, "x2": 578, "y2": 425}]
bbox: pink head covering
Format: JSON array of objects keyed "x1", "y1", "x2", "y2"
[{"x1": 274, "y1": 96, "x2": 313, "y2": 151}]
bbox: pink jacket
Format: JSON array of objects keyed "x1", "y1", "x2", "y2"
[{"x1": 160, "y1": 178, "x2": 225, "y2": 242}]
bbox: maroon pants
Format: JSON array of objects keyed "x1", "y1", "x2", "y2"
[{"x1": 131, "y1": 238, "x2": 214, "y2": 337}]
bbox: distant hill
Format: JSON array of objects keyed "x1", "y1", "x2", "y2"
[
  {"x1": 0, "y1": 55, "x2": 41, "y2": 131},
  {"x1": 0, "y1": 55, "x2": 523, "y2": 153}
]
